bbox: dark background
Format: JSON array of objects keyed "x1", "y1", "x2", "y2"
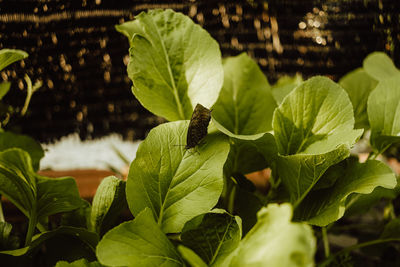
[{"x1": 0, "y1": 0, "x2": 399, "y2": 142}]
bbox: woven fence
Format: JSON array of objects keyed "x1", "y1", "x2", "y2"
[{"x1": 0, "y1": 0, "x2": 398, "y2": 141}]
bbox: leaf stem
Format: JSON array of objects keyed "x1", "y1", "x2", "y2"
[
  {"x1": 25, "y1": 213, "x2": 37, "y2": 247},
  {"x1": 228, "y1": 184, "x2": 236, "y2": 214},
  {"x1": 0, "y1": 195, "x2": 5, "y2": 223},
  {"x1": 172, "y1": 88, "x2": 185, "y2": 120},
  {"x1": 322, "y1": 227, "x2": 330, "y2": 258}
]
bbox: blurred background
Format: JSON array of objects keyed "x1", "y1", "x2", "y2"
[{"x1": 0, "y1": 0, "x2": 399, "y2": 143}]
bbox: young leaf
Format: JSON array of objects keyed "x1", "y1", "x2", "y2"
[
  {"x1": 363, "y1": 52, "x2": 400, "y2": 81},
  {"x1": 212, "y1": 53, "x2": 276, "y2": 137},
  {"x1": 368, "y1": 75, "x2": 400, "y2": 153},
  {"x1": 36, "y1": 175, "x2": 82, "y2": 221},
  {"x1": 55, "y1": 258, "x2": 103, "y2": 267},
  {"x1": 0, "y1": 149, "x2": 82, "y2": 237},
  {"x1": 381, "y1": 217, "x2": 400, "y2": 239},
  {"x1": 276, "y1": 145, "x2": 351, "y2": 206},
  {"x1": 294, "y1": 159, "x2": 397, "y2": 226},
  {"x1": 0, "y1": 49, "x2": 28, "y2": 72},
  {"x1": 90, "y1": 176, "x2": 126, "y2": 236},
  {"x1": 271, "y1": 74, "x2": 303, "y2": 104},
  {"x1": 339, "y1": 68, "x2": 377, "y2": 129},
  {"x1": 0, "y1": 222, "x2": 19, "y2": 251},
  {"x1": 230, "y1": 203, "x2": 316, "y2": 267},
  {"x1": 0, "y1": 131, "x2": 44, "y2": 171},
  {"x1": 0, "y1": 82, "x2": 11, "y2": 101},
  {"x1": 273, "y1": 76, "x2": 363, "y2": 155},
  {"x1": 61, "y1": 199, "x2": 92, "y2": 229},
  {"x1": 344, "y1": 179, "x2": 400, "y2": 217},
  {"x1": 223, "y1": 133, "x2": 277, "y2": 178},
  {"x1": 96, "y1": 208, "x2": 183, "y2": 267},
  {"x1": 119, "y1": 9, "x2": 223, "y2": 121},
  {"x1": 126, "y1": 121, "x2": 230, "y2": 233},
  {"x1": 181, "y1": 210, "x2": 241, "y2": 266},
  {"x1": 0, "y1": 149, "x2": 37, "y2": 218},
  {"x1": 178, "y1": 246, "x2": 208, "y2": 267}
]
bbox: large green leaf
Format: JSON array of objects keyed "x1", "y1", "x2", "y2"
[
  {"x1": 294, "y1": 159, "x2": 397, "y2": 226},
  {"x1": 118, "y1": 9, "x2": 223, "y2": 121},
  {"x1": 0, "y1": 131, "x2": 44, "y2": 171},
  {"x1": 363, "y1": 52, "x2": 400, "y2": 81},
  {"x1": 368, "y1": 75, "x2": 400, "y2": 153},
  {"x1": 273, "y1": 76, "x2": 363, "y2": 155},
  {"x1": 96, "y1": 208, "x2": 183, "y2": 267},
  {"x1": 276, "y1": 145, "x2": 351, "y2": 207},
  {"x1": 90, "y1": 176, "x2": 126, "y2": 236},
  {"x1": 0, "y1": 49, "x2": 28, "y2": 72},
  {"x1": 339, "y1": 68, "x2": 377, "y2": 129},
  {"x1": 212, "y1": 53, "x2": 276, "y2": 136},
  {"x1": 181, "y1": 210, "x2": 241, "y2": 266},
  {"x1": 272, "y1": 76, "x2": 362, "y2": 206},
  {"x1": 127, "y1": 121, "x2": 229, "y2": 233},
  {"x1": 271, "y1": 74, "x2": 303, "y2": 105},
  {"x1": 230, "y1": 203, "x2": 316, "y2": 267}
]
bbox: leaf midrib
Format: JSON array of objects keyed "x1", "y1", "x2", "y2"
[
  {"x1": 209, "y1": 218, "x2": 234, "y2": 265},
  {"x1": 150, "y1": 17, "x2": 185, "y2": 120}
]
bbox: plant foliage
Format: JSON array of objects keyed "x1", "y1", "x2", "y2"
[{"x1": 1, "y1": 9, "x2": 400, "y2": 267}]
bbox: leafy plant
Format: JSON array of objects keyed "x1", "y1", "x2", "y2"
[{"x1": 1, "y1": 8, "x2": 400, "y2": 267}]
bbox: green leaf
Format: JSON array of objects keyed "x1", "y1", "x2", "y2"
[
  {"x1": 273, "y1": 76, "x2": 363, "y2": 155},
  {"x1": 233, "y1": 187, "x2": 263, "y2": 235},
  {"x1": 120, "y1": 9, "x2": 223, "y2": 121},
  {"x1": 96, "y1": 208, "x2": 183, "y2": 267},
  {"x1": 115, "y1": 20, "x2": 143, "y2": 46},
  {"x1": 0, "y1": 82, "x2": 11, "y2": 101},
  {"x1": 0, "y1": 49, "x2": 28, "y2": 72},
  {"x1": 90, "y1": 176, "x2": 127, "y2": 236},
  {"x1": 36, "y1": 175, "x2": 82, "y2": 220},
  {"x1": 55, "y1": 258, "x2": 103, "y2": 267},
  {"x1": 381, "y1": 218, "x2": 400, "y2": 239},
  {"x1": 224, "y1": 133, "x2": 277, "y2": 178},
  {"x1": 294, "y1": 159, "x2": 397, "y2": 226},
  {"x1": 271, "y1": 74, "x2": 303, "y2": 104},
  {"x1": 363, "y1": 52, "x2": 400, "y2": 81},
  {"x1": 339, "y1": 68, "x2": 378, "y2": 129},
  {"x1": 212, "y1": 53, "x2": 276, "y2": 136},
  {"x1": 0, "y1": 131, "x2": 44, "y2": 171},
  {"x1": 230, "y1": 203, "x2": 316, "y2": 267},
  {"x1": 178, "y1": 246, "x2": 208, "y2": 267},
  {"x1": 0, "y1": 148, "x2": 82, "y2": 238},
  {"x1": 276, "y1": 145, "x2": 351, "y2": 207},
  {"x1": 0, "y1": 222, "x2": 19, "y2": 251},
  {"x1": 181, "y1": 210, "x2": 241, "y2": 266},
  {"x1": 345, "y1": 181, "x2": 399, "y2": 217},
  {"x1": 0, "y1": 149, "x2": 37, "y2": 218},
  {"x1": 0, "y1": 226, "x2": 98, "y2": 257},
  {"x1": 126, "y1": 121, "x2": 230, "y2": 233},
  {"x1": 368, "y1": 75, "x2": 400, "y2": 153},
  {"x1": 61, "y1": 199, "x2": 92, "y2": 229}
]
